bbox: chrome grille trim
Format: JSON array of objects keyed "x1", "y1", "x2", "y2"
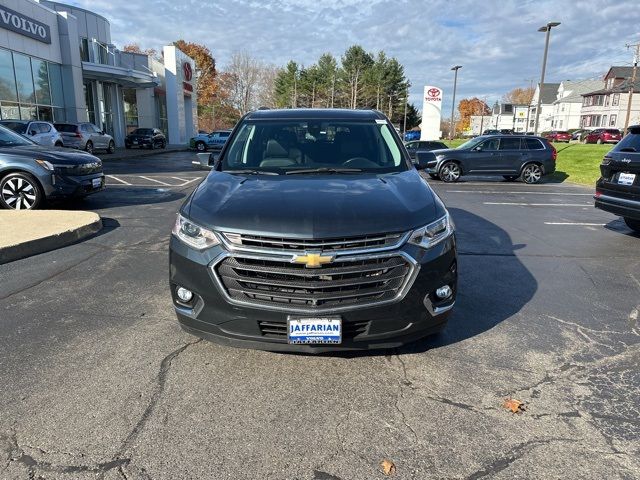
[
  {"x1": 209, "y1": 251, "x2": 419, "y2": 314},
  {"x1": 219, "y1": 231, "x2": 411, "y2": 256}
]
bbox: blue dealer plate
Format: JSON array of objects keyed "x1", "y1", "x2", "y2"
[{"x1": 287, "y1": 317, "x2": 342, "y2": 344}]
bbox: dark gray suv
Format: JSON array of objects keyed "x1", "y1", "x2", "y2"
[{"x1": 421, "y1": 135, "x2": 557, "y2": 183}]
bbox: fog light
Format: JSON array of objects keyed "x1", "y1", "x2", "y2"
[
  {"x1": 176, "y1": 287, "x2": 193, "y2": 303},
  {"x1": 435, "y1": 285, "x2": 452, "y2": 299}
]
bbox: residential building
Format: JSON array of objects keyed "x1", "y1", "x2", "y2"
[
  {"x1": 580, "y1": 67, "x2": 640, "y2": 130},
  {"x1": 529, "y1": 82, "x2": 560, "y2": 133},
  {"x1": 0, "y1": 0, "x2": 197, "y2": 146},
  {"x1": 549, "y1": 79, "x2": 604, "y2": 131}
]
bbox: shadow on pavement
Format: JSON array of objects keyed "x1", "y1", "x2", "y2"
[{"x1": 48, "y1": 188, "x2": 186, "y2": 210}]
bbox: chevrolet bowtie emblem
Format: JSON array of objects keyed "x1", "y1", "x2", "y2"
[{"x1": 292, "y1": 253, "x2": 334, "y2": 268}]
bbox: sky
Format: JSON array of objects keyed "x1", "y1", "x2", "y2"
[{"x1": 64, "y1": 0, "x2": 640, "y2": 114}]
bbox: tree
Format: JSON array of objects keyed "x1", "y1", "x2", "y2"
[
  {"x1": 274, "y1": 61, "x2": 300, "y2": 108},
  {"x1": 122, "y1": 43, "x2": 157, "y2": 58},
  {"x1": 221, "y1": 52, "x2": 264, "y2": 115},
  {"x1": 457, "y1": 98, "x2": 490, "y2": 132},
  {"x1": 174, "y1": 40, "x2": 217, "y2": 107},
  {"x1": 340, "y1": 45, "x2": 374, "y2": 109},
  {"x1": 503, "y1": 86, "x2": 535, "y2": 105},
  {"x1": 400, "y1": 103, "x2": 421, "y2": 130}
]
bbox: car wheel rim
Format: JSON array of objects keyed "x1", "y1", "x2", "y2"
[
  {"x1": 86, "y1": 143, "x2": 92, "y2": 153},
  {"x1": 442, "y1": 164, "x2": 459, "y2": 182},
  {"x1": 523, "y1": 165, "x2": 541, "y2": 183},
  {"x1": 2, "y1": 177, "x2": 37, "y2": 210},
  {"x1": 197, "y1": 144, "x2": 204, "y2": 151}
]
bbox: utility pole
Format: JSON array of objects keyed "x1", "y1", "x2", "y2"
[
  {"x1": 623, "y1": 43, "x2": 640, "y2": 135},
  {"x1": 403, "y1": 86, "x2": 408, "y2": 135},
  {"x1": 524, "y1": 78, "x2": 534, "y2": 132},
  {"x1": 330, "y1": 73, "x2": 336, "y2": 108},
  {"x1": 449, "y1": 65, "x2": 462, "y2": 140}
]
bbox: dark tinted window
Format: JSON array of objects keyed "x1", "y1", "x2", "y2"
[
  {"x1": 220, "y1": 132, "x2": 231, "y2": 138},
  {"x1": 55, "y1": 124, "x2": 78, "y2": 133},
  {"x1": 524, "y1": 138, "x2": 545, "y2": 150},
  {"x1": 614, "y1": 131, "x2": 640, "y2": 151},
  {"x1": 37, "y1": 123, "x2": 51, "y2": 133},
  {"x1": 499, "y1": 138, "x2": 521, "y2": 150},
  {"x1": 133, "y1": 128, "x2": 153, "y2": 135},
  {"x1": 0, "y1": 121, "x2": 27, "y2": 134},
  {"x1": 480, "y1": 138, "x2": 499, "y2": 150},
  {"x1": 605, "y1": 129, "x2": 620, "y2": 134}
]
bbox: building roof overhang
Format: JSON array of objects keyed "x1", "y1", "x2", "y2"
[{"x1": 81, "y1": 62, "x2": 159, "y2": 88}]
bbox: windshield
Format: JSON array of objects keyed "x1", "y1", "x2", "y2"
[
  {"x1": 221, "y1": 120, "x2": 408, "y2": 174},
  {"x1": 0, "y1": 122, "x2": 27, "y2": 134},
  {"x1": 133, "y1": 128, "x2": 153, "y2": 135},
  {"x1": 0, "y1": 125, "x2": 35, "y2": 147},
  {"x1": 54, "y1": 124, "x2": 78, "y2": 133},
  {"x1": 457, "y1": 138, "x2": 483, "y2": 150}
]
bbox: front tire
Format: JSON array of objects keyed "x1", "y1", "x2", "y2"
[
  {"x1": 521, "y1": 163, "x2": 543, "y2": 184},
  {"x1": 54, "y1": 141, "x2": 63, "y2": 148},
  {"x1": 195, "y1": 142, "x2": 206, "y2": 152},
  {"x1": 440, "y1": 161, "x2": 462, "y2": 183},
  {"x1": 0, "y1": 172, "x2": 43, "y2": 210},
  {"x1": 624, "y1": 217, "x2": 640, "y2": 233},
  {"x1": 85, "y1": 141, "x2": 93, "y2": 154},
  {"x1": 107, "y1": 140, "x2": 115, "y2": 154}
]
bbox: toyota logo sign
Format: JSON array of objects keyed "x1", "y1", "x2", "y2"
[
  {"x1": 427, "y1": 88, "x2": 440, "y2": 98},
  {"x1": 182, "y1": 62, "x2": 193, "y2": 82}
]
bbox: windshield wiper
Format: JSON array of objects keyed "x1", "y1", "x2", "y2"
[
  {"x1": 285, "y1": 167, "x2": 363, "y2": 175},
  {"x1": 224, "y1": 169, "x2": 279, "y2": 175}
]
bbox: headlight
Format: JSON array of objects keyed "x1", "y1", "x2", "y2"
[
  {"x1": 35, "y1": 159, "x2": 54, "y2": 171},
  {"x1": 408, "y1": 213, "x2": 454, "y2": 249},
  {"x1": 172, "y1": 213, "x2": 220, "y2": 250}
]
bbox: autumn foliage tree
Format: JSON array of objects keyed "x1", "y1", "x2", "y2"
[
  {"x1": 502, "y1": 86, "x2": 535, "y2": 105},
  {"x1": 457, "y1": 98, "x2": 490, "y2": 132},
  {"x1": 122, "y1": 43, "x2": 157, "y2": 58}
]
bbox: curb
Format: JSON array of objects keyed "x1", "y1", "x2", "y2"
[{"x1": 0, "y1": 216, "x2": 103, "y2": 265}]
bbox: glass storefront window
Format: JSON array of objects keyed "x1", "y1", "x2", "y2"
[
  {"x1": 80, "y1": 38, "x2": 90, "y2": 62},
  {"x1": 37, "y1": 106, "x2": 53, "y2": 122},
  {"x1": 0, "y1": 49, "x2": 18, "y2": 102},
  {"x1": 19, "y1": 105, "x2": 36, "y2": 120},
  {"x1": 84, "y1": 82, "x2": 96, "y2": 124},
  {"x1": 123, "y1": 88, "x2": 138, "y2": 133},
  {"x1": 31, "y1": 59, "x2": 51, "y2": 105},
  {"x1": 13, "y1": 53, "x2": 35, "y2": 104},
  {"x1": 1, "y1": 103, "x2": 20, "y2": 120},
  {"x1": 48, "y1": 63, "x2": 64, "y2": 107}
]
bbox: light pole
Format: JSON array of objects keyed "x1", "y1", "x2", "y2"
[
  {"x1": 449, "y1": 65, "x2": 462, "y2": 140},
  {"x1": 533, "y1": 22, "x2": 560, "y2": 135}
]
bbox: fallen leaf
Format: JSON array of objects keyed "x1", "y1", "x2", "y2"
[
  {"x1": 503, "y1": 398, "x2": 526, "y2": 414},
  {"x1": 380, "y1": 459, "x2": 396, "y2": 476}
]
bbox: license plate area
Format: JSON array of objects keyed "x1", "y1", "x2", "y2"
[
  {"x1": 92, "y1": 178, "x2": 102, "y2": 188},
  {"x1": 287, "y1": 316, "x2": 342, "y2": 344},
  {"x1": 617, "y1": 172, "x2": 636, "y2": 186}
]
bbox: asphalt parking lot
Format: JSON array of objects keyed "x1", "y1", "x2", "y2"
[{"x1": 1, "y1": 152, "x2": 638, "y2": 479}]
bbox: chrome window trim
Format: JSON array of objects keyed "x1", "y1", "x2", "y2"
[
  {"x1": 208, "y1": 250, "x2": 420, "y2": 314},
  {"x1": 218, "y1": 231, "x2": 412, "y2": 256}
]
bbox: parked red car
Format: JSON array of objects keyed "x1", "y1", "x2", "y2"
[
  {"x1": 583, "y1": 128, "x2": 622, "y2": 144},
  {"x1": 544, "y1": 131, "x2": 572, "y2": 143}
]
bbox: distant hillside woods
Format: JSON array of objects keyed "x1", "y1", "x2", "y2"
[{"x1": 124, "y1": 42, "x2": 421, "y2": 130}]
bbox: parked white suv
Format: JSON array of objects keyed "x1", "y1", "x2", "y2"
[
  {"x1": 54, "y1": 122, "x2": 115, "y2": 154},
  {"x1": 0, "y1": 120, "x2": 64, "y2": 147}
]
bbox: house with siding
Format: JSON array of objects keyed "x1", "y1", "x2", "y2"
[
  {"x1": 529, "y1": 83, "x2": 560, "y2": 133},
  {"x1": 549, "y1": 79, "x2": 604, "y2": 131}
]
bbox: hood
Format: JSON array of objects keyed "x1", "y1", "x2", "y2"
[
  {"x1": 186, "y1": 170, "x2": 437, "y2": 238},
  {"x1": 431, "y1": 148, "x2": 457, "y2": 155},
  {"x1": 0, "y1": 144, "x2": 99, "y2": 165}
]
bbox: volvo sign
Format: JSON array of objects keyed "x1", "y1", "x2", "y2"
[{"x1": 0, "y1": 6, "x2": 51, "y2": 44}]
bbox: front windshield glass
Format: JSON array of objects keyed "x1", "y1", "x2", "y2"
[
  {"x1": 221, "y1": 120, "x2": 408, "y2": 174},
  {"x1": 133, "y1": 128, "x2": 153, "y2": 135},
  {"x1": 0, "y1": 125, "x2": 34, "y2": 147},
  {"x1": 457, "y1": 137, "x2": 483, "y2": 150}
]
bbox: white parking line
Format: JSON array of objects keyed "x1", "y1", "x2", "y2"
[
  {"x1": 138, "y1": 176, "x2": 171, "y2": 186},
  {"x1": 171, "y1": 176, "x2": 188, "y2": 182},
  {"x1": 484, "y1": 202, "x2": 591, "y2": 207},
  {"x1": 545, "y1": 222, "x2": 605, "y2": 226},
  {"x1": 106, "y1": 175, "x2": 131, "y2": 185},
  {"x1": 181, "y1": 178, "x2": 200, "y2": 185},
  {"x1": 446, "y1": 190, "x2": 591, "y2": 196}
]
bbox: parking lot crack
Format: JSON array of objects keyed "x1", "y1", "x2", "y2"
[
  {"x1": 463, "y1": 438, "x2": 575, "y2": 480},
  {"x1": 115, "y1": 338, "x2": 203, "y2": 458}
]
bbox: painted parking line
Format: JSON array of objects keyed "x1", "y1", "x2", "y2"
[
  {"x1": 106, "y1": 175, "x2": 131, "y2": 185},
  {"x1": 483, "y1": 202, "x2": 591, "y2": 207},
  {"x1": 544, "y1": 222, "x2": 605, "y2": 226},
  {"x1": 138, "y1": 175, "x2": 171, "y2": 186},
  {"x1": 446, "y1": 190, "x2": 592, "y2": 196}
]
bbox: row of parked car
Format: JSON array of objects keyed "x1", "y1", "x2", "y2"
[
  {"x1": 544, "y1": 128, "x2": 622, "y2": 144},
  {"x1": 0, "y1": 119, "x2": 168, "y2": 154}
]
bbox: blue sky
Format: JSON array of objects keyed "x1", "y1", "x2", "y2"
[{"x1": 65, "y1": 0, "x2": 640, "y2": 113}]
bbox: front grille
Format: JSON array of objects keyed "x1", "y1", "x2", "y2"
[
  {"x1": 215, "y1": 255, "x2": 413, "y2": 311},
  {"x1": 258, "y1": 320, "x2": 370, "y2": 339},
  {"x1": 221, "y1": 232, "x2": 406, "y2": 253}
]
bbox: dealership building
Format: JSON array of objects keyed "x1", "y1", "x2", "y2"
[{"x1": 0, "y1": 0, "x2": 197, "y2": 146}]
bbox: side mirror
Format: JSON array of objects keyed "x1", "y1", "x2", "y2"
[
  {"x1": 30, "y1": 130, "x2": 37, "y2": 136},
  {"x1": 414, "y1": 151, "x2": 436, "y2": 171},
  {"x1": 193, "y1": 152, "x2": 220, "y2": 170},
  {"x1": 473, "y1": 146, "x2": 483, "y2": 152}
]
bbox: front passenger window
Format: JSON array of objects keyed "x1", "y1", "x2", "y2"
[{"x1": 480, "y1": 139, "x2": 499, "y2": 150}]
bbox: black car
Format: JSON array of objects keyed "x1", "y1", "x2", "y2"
[
  {"x1": 421, "y1": 134, "x2": 556, "y2": 183},
  {"x1": 125, "y1": 128, "x2": 166, "y2": 149},
  {"x1": 404, "y1": 140, "x2": 448, "y2": 161},
  {"x1": 0, "y1": 125, "x2": 104, "y2": 210},
  {"x1": 482, "y1": 129, "x2": 500, "y2": 135},
  {"x1": 595, "y1": 125, "x2": 640, "y2": 233},
  {"x1": 169, "y1": 109, "x2": 457, "y2": 352}
]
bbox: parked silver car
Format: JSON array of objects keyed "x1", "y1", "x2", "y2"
[
  {"x1": 0, "y1": 120, "x2": 64, "y2": 147},
  {"x1": 54, "y1": 122, "x2": 115, "y2": 154}
]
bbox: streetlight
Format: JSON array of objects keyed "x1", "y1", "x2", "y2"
[
  {"x1": 450, "y1": 65, "x2": 462, "y2": 140},
  {"x1": 533, "y1": 22, "x2": 561, "y2": 135}
]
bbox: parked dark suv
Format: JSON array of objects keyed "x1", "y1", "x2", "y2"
[
  {"x1": 0, "y1": 125, "x2": 105, "y2": 210},
  {"x1": 595, "y1": 125, "x2": 640, "y2": 233},
  {"x1": 125, "y1": 128, "x2": 166, "y2": 149},
  {"x1": 404, "y1": 140, "x2": 448, "y2": 161},
  {"x1": 170, "y1": 109, "x2": 457, "y2": 352},
  {"x1": 422, "y1": 135, "x2": 556, "y2": 183}
]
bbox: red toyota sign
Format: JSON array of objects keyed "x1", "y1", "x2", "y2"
[
  {"x1": 427, "y1": 88, "x2": 440, "y2": 98},
  {"x1": 425, "y1": 87, "x2": 442, "y2": 102},
  {"x1": 182, "y1": 62, "x2": 193, "y2": 82}
]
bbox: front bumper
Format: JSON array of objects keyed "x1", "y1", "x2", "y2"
[
  {"x1": 126, "y1": 138, "x2": 153, "y2": 147},
  {"x1": 169, "y1": 235, "x2": 457, "y2": 353},
  {"x1": 44, "y1": 172, "x2": 106, "y2": 198}
]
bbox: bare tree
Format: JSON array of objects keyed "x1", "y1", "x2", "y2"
[
  {"x1": 223, "y1": 52, "x2": 263, "y2": 115},
  {"x1": 256, "y1": 64, "x2": 280, "y2": 108}
]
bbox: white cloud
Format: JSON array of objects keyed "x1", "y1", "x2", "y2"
[{"x1": 65, "y1": 0, "x2": 640, "y2": 112}]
